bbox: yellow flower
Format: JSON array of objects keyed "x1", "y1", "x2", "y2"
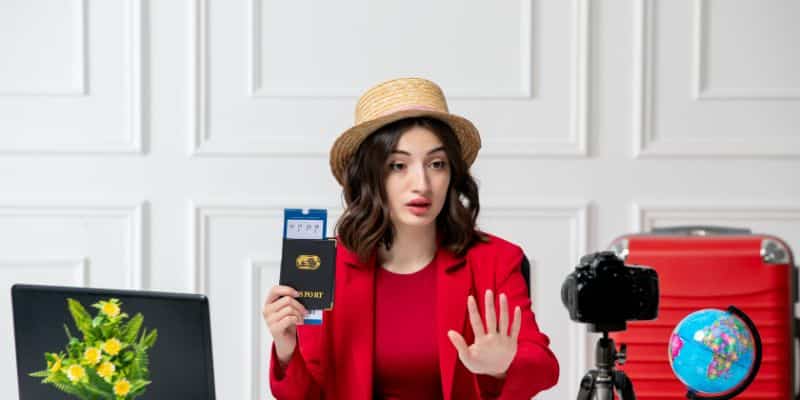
[
  {"x1": 97, "y1": 361, "x2": 115, "y2": 379},
  {"x1": 102, "y1": 338, "x2": 122, "y2": 356},
  {"x1": 66, "y1": 364, "x2": 86, "y2": 382},
  {"x1": 49, "y1": 354, "x2": 62, "y2": 372},
  {"x1": 114, "y1": 378, "x2": 131, "y2": 396},
  {"x1": 101, "y1": 301, "x2": 120, "y2": 318},
  {"x1": 84, "y1": 347, "x2": 102, "y2": 365}
]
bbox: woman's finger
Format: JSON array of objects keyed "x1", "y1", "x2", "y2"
[
  {"x1": 263, "y1": 295, "x2": 286, "y2": 315},
  {"x1": 498, "y1": 293, "x2": 509, "y2": 336},
  {"x1": 281, "y1": 296, "x2": 310, "y2": 317},
  {"x1": 510, "y1": 306, "x2": 522, "y2": 341},
  {"x1": 265, "y1": 295, "x2": 309, "y2": 319},
  {"x1": 467, "y1": 295, "x2": 485, "y2": 337},
  {"x1": 266, "y1": 285, "x2": 299, "y2": 305},
  {"x1": 266, "y1": 305, "x2": 293, "y2": 324},
  {"x1": 267, "y1": 305, "x2": 303, "y2": 327},
  {"x1": 447, "y1": 330, "x2": 470, "y2": 360},
  {"x1": 484, "y1": 290, "x2": 497, "y2": 334},
  {"x1": 273, "y1": 315, "x2": 300, "y2": 333}
]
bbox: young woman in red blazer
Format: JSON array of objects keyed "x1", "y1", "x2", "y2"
[{"x1": 262, "y1": 78, "x2": 559, "y2": 399}]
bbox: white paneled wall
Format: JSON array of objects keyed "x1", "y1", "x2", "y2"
[
  {"x1": 635, "y1": 0, "x2": 800, "y2": 156},
  {"x1": 0, "y1": 0, "x2": 143, "y2": 153},
  {"x1": 1, "y1": 0, "x2": 798, "y2": 399}
]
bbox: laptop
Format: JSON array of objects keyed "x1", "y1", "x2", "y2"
[{"x1": 11, "y1": 284, "x2": 216, "y2": 399}]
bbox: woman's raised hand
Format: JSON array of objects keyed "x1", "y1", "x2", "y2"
[
  {"x1": 263, "y1": 285, "x2": 309, "y2": 365},
  {"x1": 447, "y1": 290, "x2": 521, "y2": 378}
]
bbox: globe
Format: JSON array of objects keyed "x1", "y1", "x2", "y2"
[{"x1": 668, "y1": 307, "x2": 761, "y2": 399}]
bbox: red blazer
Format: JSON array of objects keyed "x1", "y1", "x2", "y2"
[{"x1": 269, "y1": 233, "x2": 559, "y2": 399}]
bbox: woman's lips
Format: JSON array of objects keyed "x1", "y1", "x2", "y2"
[{"x1": 406, "y1": 204, "x2": 431, "y2": 216}]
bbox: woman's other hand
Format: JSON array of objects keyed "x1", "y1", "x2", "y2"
[{"x1": 447, "y1": 290, "x2": 521, "y2": 378}]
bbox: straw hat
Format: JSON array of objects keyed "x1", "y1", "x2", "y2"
[{"x1": 329, "y1": 77, "x2": 481, "y2": 186}]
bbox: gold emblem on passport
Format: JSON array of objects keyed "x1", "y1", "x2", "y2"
[{"x1": 296, "y1": 254, "x2": 321, "y2": 270}]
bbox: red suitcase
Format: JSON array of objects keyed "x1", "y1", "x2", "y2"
[{"x1": 608, "y1": 226, "x2": 799, "y2": 399}]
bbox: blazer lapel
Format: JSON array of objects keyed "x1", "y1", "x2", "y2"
[
  {"x1": 336, "y1": 245, "x2": 376, "y2": 399},
  {"x1": 435, "y1": 247, "x2": 470, "y2": 400}
]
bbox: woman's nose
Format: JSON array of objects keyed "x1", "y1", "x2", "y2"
[{"x1": 410, "y1": 164, "x2": 430, "y2": 191}]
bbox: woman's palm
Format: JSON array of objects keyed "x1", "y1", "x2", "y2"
[{"x1": 447, "y1": 290, "x2": 522, "y2": 377}]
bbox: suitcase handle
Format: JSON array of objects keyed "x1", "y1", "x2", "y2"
[{"x1": 650, "y1": 225, "x2": 751, "y2": 236}]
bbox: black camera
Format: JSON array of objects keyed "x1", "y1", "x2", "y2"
[{"x1": 561, "y1": 251, "x2": 659, "y2": 332}]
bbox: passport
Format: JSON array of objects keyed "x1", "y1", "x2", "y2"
[{"x1": 279, "y1": 238, "x2": 336, "y2": 311}]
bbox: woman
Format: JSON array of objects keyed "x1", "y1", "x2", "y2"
[{"x1": 263, "y1": 78, "x2": 559, "y2": 399}]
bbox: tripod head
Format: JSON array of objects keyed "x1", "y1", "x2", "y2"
[{"x1": 577, "y1": 332, "x2": 636, "y2": 400}]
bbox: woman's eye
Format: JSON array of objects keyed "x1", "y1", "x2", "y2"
[
  {"x1": 389, "y1": 162, "x2": 405, "y2": 171},
  {"x1": 430, "y1": 160, "x2": 446, "y2": 169}
]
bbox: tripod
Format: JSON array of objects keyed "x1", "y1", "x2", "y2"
[{"x1": 577, "y1": 332, "x2": 635, "y2": 400}]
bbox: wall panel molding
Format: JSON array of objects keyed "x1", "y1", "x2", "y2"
[
  {"x1": 0, "y1": 0, "x2": 143, "y2": 154},
  {"x1": 0, "y1": 201, "x2": 145, "y2": 289},
  {"x1": 633, "y1": 201, "x2": 800, "y2": 231},
  {"x1": 246, "y1": 0, "x2": 535, "y2": 99},
  {"x1": 191, "y1": 0, "x2": 589, "y2": 157},
  {"x1": 0, "y1": 258, "x2": 89, "y2": 286},
  {"x1": 692, "y1": 0, "x2": 800, "y2": 100},
  {"x1": 0, "y1": 0, "x2": 88, "y2": 97},
  {"x1": 633, "y1": 0, "x2": 800, "y2": 157}
]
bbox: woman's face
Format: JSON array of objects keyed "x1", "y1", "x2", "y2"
[{"x1": 384, "y1": 126, "x2": 451, "y2": 231}]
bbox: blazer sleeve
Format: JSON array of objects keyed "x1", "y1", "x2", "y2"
[
  {"x1": 479, "y1": 243, "x2": 560, "y2": 399},
  {"x1": 268, "y1": 323, "x2": 325, "y2": 399}
]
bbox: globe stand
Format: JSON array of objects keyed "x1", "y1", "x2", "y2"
[
  {"x1": 684, "y1": 306, "x2": 762, "y2": 400},
  {"x1": 577, "y1": 331, "x2": 636, "y2": 400}
]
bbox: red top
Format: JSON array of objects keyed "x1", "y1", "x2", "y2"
[{"x1": 373, "y1": 258, "x2": 442, "y2": 399}]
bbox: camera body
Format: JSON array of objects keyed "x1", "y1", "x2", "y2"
[{"x1": 561, "y1": 251, "x2": 659, "y2": 332}]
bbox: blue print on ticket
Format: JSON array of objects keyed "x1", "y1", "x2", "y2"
[{"x1": 284, "y1": 208, "x2": 327, "y2": 240}]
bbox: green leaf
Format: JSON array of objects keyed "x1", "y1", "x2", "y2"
[
  {"x1": 29, "y1": 370, "x2": 49, "y2": 377},
  {"x1": 75, "y1": 384, "x2": 101, "y2": 400},
  {"x1": 85, "y1": 367, "x2": 114, "y2": 398},
  {"x1": 67, "y1": 298, "x2": 93, "y2": 338},
  {"x1": 128, "y1": 379, "x2": 151, "y2": 396},
  {"x1": 64, "y1": 324, "x2": 75, "y2": 340},
  {"x1": 44, "y1": 352, "x2": 58, "y2": 363},
  {"x1": 100, "y1": 323, "x2": 115, "y2": 340},
  {"x1": 128, "y1": 347, "x2": 149, "y2": 380},
  {"x1": 137, "y1": 328, "x2": 146, "y2": 346},
  {"x1": 120, "y1": 313, "x2": 143, "y2": 344},
  {"x1": 68, "y1": 337, "x2": 84, "y2": 359},
  {"x1": 48, "y1": 373, "x2": 89, "y2": 399},
  {"x1": 82, "y1": 383, "x2": 113, "y2": 400},
  {"x1": 141, "y1": 330, "x2": 157, "y2": 349}
]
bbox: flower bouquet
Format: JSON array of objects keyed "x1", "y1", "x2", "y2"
[{"x1": 29, "y1": 298, "x2": 158, "y2": 400}]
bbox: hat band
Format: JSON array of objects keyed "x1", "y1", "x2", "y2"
[{"x1": 375, "y1": 104, "x2": 441, "y2": 119}]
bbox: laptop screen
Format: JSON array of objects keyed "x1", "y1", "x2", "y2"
[{"x1": 11, "y1": 284, "x2": 215, "y2": 400}]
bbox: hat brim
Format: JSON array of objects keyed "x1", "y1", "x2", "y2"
[{"x1": 330, "y1": 109, "x2": 481, "y2": 185}]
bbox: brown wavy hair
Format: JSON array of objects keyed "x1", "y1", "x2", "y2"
[{"x1": 335, "y1": 117, "x2": 486, "y2": 262}]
